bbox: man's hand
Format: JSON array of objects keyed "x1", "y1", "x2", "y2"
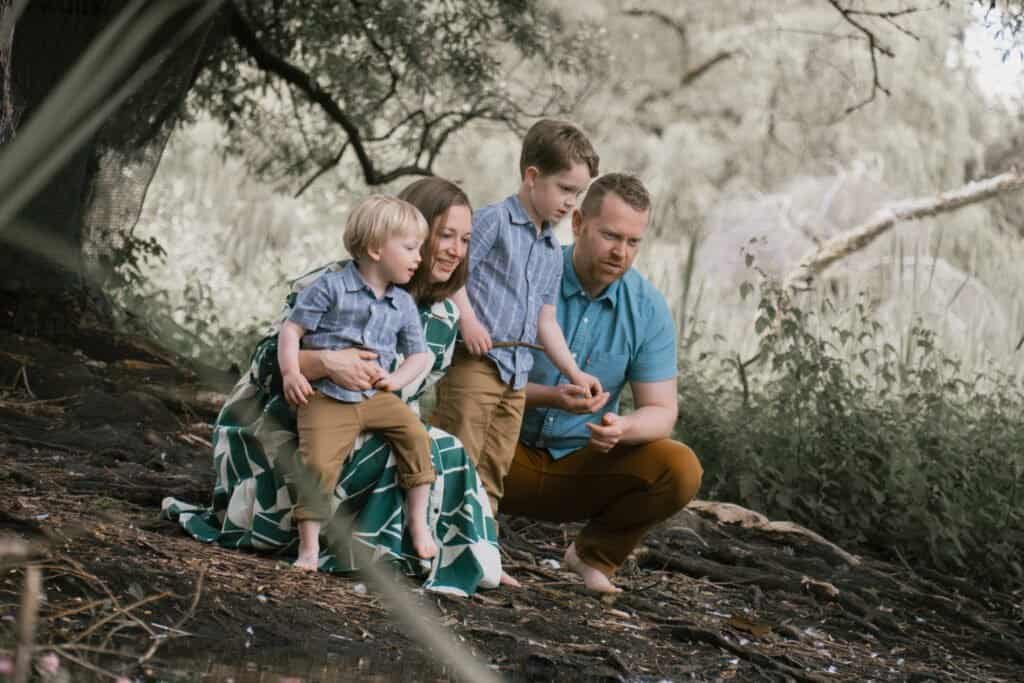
[
  {"x1": 321, "y1": 348, "x2": 382, "y2": 391},
  {"x1": 283, "y1": 371, "x2": 314, "y2": 406},
  {"x1": 569, "y1": 370, "x2": 603, "y2": 398},
  {"x1": 585, "y1": 412, "x2": 626, "y2": 452},
  {"x1": 460, "y1": 316, "x2": 493, "y2": 356},
  {"x1": 554, "y1": 383, "x2": 610, "y2": 415}
]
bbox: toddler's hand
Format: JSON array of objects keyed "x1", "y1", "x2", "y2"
[
  {"x1": 374, "y1": 371, "x2": 399, "y2": 392},
  {"x1": 460, "y1": 316, "x2": 493, "y2": 356},
  {"x1": 282, "y1": 371, "x2": 314, "y2": 406}
]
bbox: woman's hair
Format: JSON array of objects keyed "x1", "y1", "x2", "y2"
[
  {"x1": 343, "y1": 194, "x2": 428, "y2": 260},
  {"x1": 398, "y1": 177, "x2": 472, "y2": 305}
]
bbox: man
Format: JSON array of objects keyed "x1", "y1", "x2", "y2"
[{"x1": 502, "y1": 173, "x2": 703, "y2": 593}]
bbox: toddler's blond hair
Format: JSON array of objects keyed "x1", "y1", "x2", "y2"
[{"x1": 343, "y1": 195, "x2": 428, "y2": 260}]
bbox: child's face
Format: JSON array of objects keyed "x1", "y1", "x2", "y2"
[
  {"x1": 525, "y1": 161, "x2": 591, "y2": 226},
  {"x1": 376, "y1": 233, "x2": 424, "y2": 285}
]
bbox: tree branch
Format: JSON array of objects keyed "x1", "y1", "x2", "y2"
[
  {"x1": 826, "y1": 0, "x2": 898, "y2": 114},
  {"x1": 784, "y1": 169, "x2": 1024, "y2": 290},
  {"x1": 227, "y1": 1, "x2": 431, "y2": 185}
]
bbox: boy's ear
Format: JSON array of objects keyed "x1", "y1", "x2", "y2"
[
  {"x1": 365, "y1": 243, "x2": 383, "y2": 262},
  {"x1": 523, "y1": 165, "x2": 539, "y2": 187}
]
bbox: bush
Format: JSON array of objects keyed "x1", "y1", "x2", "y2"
[{"x1": 678, "y1": 279, "x2": 1024, "y2": 587}]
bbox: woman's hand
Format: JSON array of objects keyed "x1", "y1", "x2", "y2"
[
  {"x1": 321, "y1": 348, "x2": 382, "y2": 391},
  {"x1": 459, "y1": 316, "x2": 493, "y2": 356},
  {"x1": 282, "y1": 371, "x2": 314, "y2": 406}
]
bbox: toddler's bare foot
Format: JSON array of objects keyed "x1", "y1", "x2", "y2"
[
  {"x1": 564, "y1": 542, "x2": 621, "y2": 594},
  {"x1": 499, "y1": 571, "x2": 521, "y2": 588},
  {"x1": 293, "y1": 553, "x2": 319, "y2": 571},
  {"x1": 409, "y1": 521, "x2": 438, "y2": 560},
  {"x1": 295, "y1": 520, "x2": 321, "y2": 571}
]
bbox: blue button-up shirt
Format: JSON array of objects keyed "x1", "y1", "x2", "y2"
[
  {"x1": 467, "y1": 195, "x2": 562, "y2": 389},
  {"x1": 519, "y1": 245, "x2": 678, "y2": 459},
  {"x1": 288, "y1": 261, "x2": 427, "y2": 402}
]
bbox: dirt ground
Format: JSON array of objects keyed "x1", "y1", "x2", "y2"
[{"x1": 1, "y1": 328, "x2": 1024, "y2": 682}]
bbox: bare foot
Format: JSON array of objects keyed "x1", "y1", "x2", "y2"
[
  {"x1": 409, "y1": 521, "x2": 438, "y2": 560},
  {"x1": 293, "y1": 553, "x2": 319, "y2": 571},
  {"x1": 499, "y1": 571, "x2": 522, "y2": 588},
  {"x1": 294, "y1": 520, "x2": 321, "y2": 571},
  {"x1": 564, "y1": 542, "x2": 621, "y2": 593}
]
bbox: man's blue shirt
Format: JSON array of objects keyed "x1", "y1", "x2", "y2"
[
  {"x1": 288, "y1": 261, "x2": 426, "y2": 402},
  {"x1": 519, "y1": 245, "x2": 678, "y2": 459},
  {"x1": 466, "y1": 195, "x2": 562, "y2": 390}
]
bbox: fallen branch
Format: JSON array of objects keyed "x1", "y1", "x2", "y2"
[
  {"x1": 13, "y1": 565, "x2": 41, "y2": 683},
  {"x1": 783, "y1": 169, "x2": 1024, "y2": 291},
  {"x1": 665, "y1": 622, "x2": 829, "y2": 683}
]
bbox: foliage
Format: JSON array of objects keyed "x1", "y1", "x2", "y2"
[
  {"x1": 679, "y1": 276, "x2": 1024, "y2": 587},
  {"x1": 188, "y1": 0, "x2": 603, "y2": 190}
]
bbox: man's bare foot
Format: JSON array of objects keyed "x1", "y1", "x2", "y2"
[
  {"x1": 499, "y1": 571, "x2": 521, "y2": 588},
  {"x1": 564, "y1": 542, "x2": 621, "y2": 593}
]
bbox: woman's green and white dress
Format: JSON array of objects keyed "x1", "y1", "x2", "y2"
[{"x1": 161, "y1": 262, "x2": 501, "y2": 596}]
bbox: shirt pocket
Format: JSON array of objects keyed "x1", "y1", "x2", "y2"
[{"x1": 582, "y1": 351, "x2": 629, "y2": 394}]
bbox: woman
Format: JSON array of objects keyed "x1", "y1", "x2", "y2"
[{"x1": 162, "y1": 178, "x2": 500, "y2": 595}]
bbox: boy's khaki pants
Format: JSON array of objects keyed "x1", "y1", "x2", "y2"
[
  {"x1": 502, "y1": 439, "x2": 703, "y2": 577},
  {"x1": 430, "y1": 349, "x2": 524, "y2": 516},
  {"x1": 294, "y1": 391, "x2": 434, "y2": 523}
]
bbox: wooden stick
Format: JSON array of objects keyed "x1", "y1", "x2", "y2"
[
  {"x1": 784, "y1": 169, "x2": 1024, "y2": 291},
  {"x1": 457, "y1": 340, "x2": 546, "y2": 352}
]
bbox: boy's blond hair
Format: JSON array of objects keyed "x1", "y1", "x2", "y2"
[{"x1": 343, "y1": 195, "x2": 428, "y2": 260}]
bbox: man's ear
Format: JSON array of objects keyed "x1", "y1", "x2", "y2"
[{"x1": 571, "y1": 209, "x2": 584, "y2": 238}]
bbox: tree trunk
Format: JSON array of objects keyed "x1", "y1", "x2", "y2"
[
  {"x1": 1, "y1": 1, "x2": 114, "y2": 333},
  {"x1": 0, "y1": 1, "x2": 219, "y2": 339}
]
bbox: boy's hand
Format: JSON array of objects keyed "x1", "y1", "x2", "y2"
[
  {"x1": 555, "y1": 383, "x2": 610, "y2": 415},
  {"x1": 283, "y1": 371, "x2": 314, "y2": 406},
  {"x1": 585, "y1": 412, "x2": 625, "y2": 452},
  {"x1": 460, "y1": 316, "x2": 493, "y2": 356},
  {"x1": 569, "y1": 370, "x2": 603, "y2": 399}
]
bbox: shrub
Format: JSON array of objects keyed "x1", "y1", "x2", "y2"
[{"x1": 679, "y1": 279, "x2": 1024, "y2": 587}]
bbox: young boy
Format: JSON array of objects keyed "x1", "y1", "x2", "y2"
[
  {"x1": 431, "y1": 119, "x2": 607, "y2": 529},
  {"x1": 278, "y1": 195, "x2": 437, "y2": 570}
]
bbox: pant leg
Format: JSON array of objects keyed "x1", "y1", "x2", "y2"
[
  {"x1": 503, "y1": 439, "x2": 703, "y2": 576},
  {"x1": 474, "y1": 386, "x2": 525, "y2": 515},
  {"x1": 358, "y1": 392, "x2": 434, "y2": 489},
  {"x1": 294, "y1": 393, "x2": 361, "y2": 522},
  {"x1": 429, "y1": 350, "x2": 508, "y2": 509}
]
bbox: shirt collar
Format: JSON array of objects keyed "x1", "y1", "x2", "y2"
[
  {"x1": 342, "y1": 260, "x2": 398, "y2": 305},
  {"x1": 561, "y1": 245, "x2": 620, "y2": 308},
  {"x1": 505, "y1": 195, "x2": 557, "y2": 244}
]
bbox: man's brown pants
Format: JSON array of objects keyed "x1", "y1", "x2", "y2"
[
  {"x1": 294, "y1": 391, "x2": 434, "y2": 522},
  {"x1": 502, "y1": 439, "x2": 703, "y2": 576},
  {"x1": 429, "y1": 349, "x2": 524, "y2": 516}
]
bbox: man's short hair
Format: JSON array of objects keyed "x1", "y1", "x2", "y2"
[
  {"x1": 343, "y1": 195, "x2": 428, "y2": 260},
  {"x1": 580, "y1": 173, "x2": 651, "y2": 218},
  {"x1": 519, "y1": 119, "x2": 600, "y2": 179}
]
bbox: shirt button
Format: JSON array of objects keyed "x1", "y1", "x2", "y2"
[
  {"x1": 583, "y1": 317, "x2": 589, "y2": 323},
  {"x1": 547, "y1": 417, "x2": 553, "y2": 423}
]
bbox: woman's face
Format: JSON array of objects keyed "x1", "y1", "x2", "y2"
[{"x1": 428, "y1": 204, "x2": 472, "y2": 284}]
